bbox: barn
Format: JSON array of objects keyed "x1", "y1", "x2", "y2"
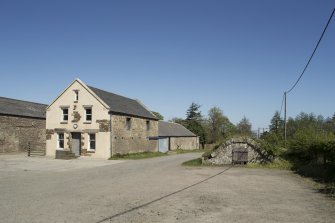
[
  {"x1": 0, "y1": 97, "x2": 47, "y2": 154},
  {"x1": 158, "y1": 121, "x2": 199, "y2": 152}
]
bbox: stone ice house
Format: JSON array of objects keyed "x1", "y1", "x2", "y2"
[{"x1": 46, "y1": 79, "x2": 159, "y2": 159}]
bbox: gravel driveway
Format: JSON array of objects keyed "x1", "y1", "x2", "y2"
[{"x1": 0, "y1": 153, "x2": 334, "y2": 223}]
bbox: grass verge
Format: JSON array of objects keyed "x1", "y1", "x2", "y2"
[
  {"x1": 109, "y1": 151, "x2": 167, "y2": 160},
  {"x1": 171, "y1": 149, "x2": 208, "y2": 154},
  {"x1": 246, "y1": 159, "x2": 293, "y2": 170},
  {"x1": 182, "y1": 158, "x2": 202, "y2": 166}
]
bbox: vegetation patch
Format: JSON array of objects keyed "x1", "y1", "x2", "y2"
[
  {"x1": 110, "y1": 151, "x2": 167, "y2": 160},
  {"x1": 246, "y1": 159, "x2": 293, "y2": 170},
  {"x1": 170, "y1": 149, "x2": 202, "y2": 154},
  {"x1": 182, "y1": 158, "x2": 203, "y2": 166}
]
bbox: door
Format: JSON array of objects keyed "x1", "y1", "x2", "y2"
[
  {"x1": 232, "y1": 148, "x2": 248, "y2": 164},
  {"x1": 159, "y1": 138, "x2": 169, "y2": 153},
  {"x1": 71, "y1": 133, "x2": 81, "y2": 156}
]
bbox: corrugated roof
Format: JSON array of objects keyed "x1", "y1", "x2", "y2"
[
  {"x1": 88, "y1": 86, "x2": 158, "y2": 120},
  {"x1": 158, "y1": 121, "x2": 196, "y2": 137},
  {"x1": 0, "y1": 97, "x2": 47, "y2": 119}
]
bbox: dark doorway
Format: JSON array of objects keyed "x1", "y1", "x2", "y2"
[
  {"x1": 232, "y1": 148, "x2": 248, "y2": 164},
  {"x1": 71, "y1": 133, "x2": 81, "y2": 156}
]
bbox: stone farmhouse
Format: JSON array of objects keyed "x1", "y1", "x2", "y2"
[
  {"x1": 0, "y1": 97, "x2": 47, "y2": 154},
  {"x1": 158, "y1": 121, "x2": 199, "y2": 152},
  {"x1": 46, "y1": 79, "x2": 159, "y2": 159}
]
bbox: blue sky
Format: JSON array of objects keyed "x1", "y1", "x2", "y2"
[{"x1": 0, "y1": 0, "x2": 334, "y2": 129}]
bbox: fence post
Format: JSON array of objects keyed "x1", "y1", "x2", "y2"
[{"x1": 27, "y1": 142, "x2": 31, "y2": 157}]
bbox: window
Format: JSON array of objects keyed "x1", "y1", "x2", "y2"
[
  {"x1": 74, "y1": 90, "x2": 79, "y2": 102},
  {"x1": 89, "y1": 134, "x2": 96, "y2": 151},
  {"x1": 58, "y1": 133, "x2": 64, "y2": 149},
  {"x1": 62, "y1": 108, "x2": 68, "y2": 122},
  {"x1": 85, "y1": 108, "x2": 92, "y2": 122},
  {"x1": 146, "y1": 120, "x2": 150, "y2": 131},
  {"x1": 126, "y1": 117, "x2": 131, "y2": 131}
]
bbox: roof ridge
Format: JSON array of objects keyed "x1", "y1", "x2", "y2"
[
  {"x1": 87, "y1": 85, "x2": 158, "y2": 120},
  {"x1": 87, "y1": 85, "x2": 135, "y2": 101},
  {"x1": 0, "y1": 96, "x2": 48, "y2": 106},
  {"x1": 87, "y1": 85, "x2": 136, "y2": 101}
]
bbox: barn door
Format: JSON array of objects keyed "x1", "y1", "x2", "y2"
[
  {"x1": 232, "y1": 148, "x2": 248, "y2": 164},
  {"x1": 159, "y1": 138, "x2": 169, "y2": 153}
]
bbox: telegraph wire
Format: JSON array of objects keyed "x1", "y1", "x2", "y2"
[
  {"x1": 282, "y1": 7, "x2": 335, "y2": 147},
  {"x1": 286, "y1": 7, "x2": 335, "y2": 94}
]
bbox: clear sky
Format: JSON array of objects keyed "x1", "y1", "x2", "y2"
[{"x1": 0, "y1": 0, "x2": 334, "y2": 130}]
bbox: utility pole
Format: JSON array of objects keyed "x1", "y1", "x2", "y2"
[
  {"x1": 257, "y1": 128, "x2": 260, "y2": 139},
  {"x1": 284, "y1": 92, "x2": 287, "y2": 148}
]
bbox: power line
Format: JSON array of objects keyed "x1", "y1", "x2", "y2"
[{"x1": 286, "y1": 7, "x2": 335, "y2": 94}]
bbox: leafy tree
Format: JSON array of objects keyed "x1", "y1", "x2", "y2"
[
  {"x1": 207, "y1": 106, "x2": 235, "y2": 143},
  {"x1": 236, "y1": 116, "x2": 252, "y2": 136},
  {"x1": 151, "y1": 111, "x2": 164, "y2": 120},
  {"x1": 186, "y1": 119, "x2": 207, "y2": 147},
  {"x1": 186, "y1": 102, "x2": 202, "y2": 121}
]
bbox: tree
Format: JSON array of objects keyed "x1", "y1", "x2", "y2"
[
  {"x1": 186, "y1": 102, "x2": 202, "y2": 121},
  {"x1": 186, "y1": 119, "x2": 207, "y2": 147},
  {"x1": 236, "y1": 116, "x2": 252, "y2": 136},
  {"x1": 169, "y1": 117, "x2": 186, "y2": 125},
  {"x1": 269, "y1": 111, "x2": 284, "y2": 134},
  {"x1": 207, "y1": 106, "x2": 235, "y2": 143},
  {"x1": 151, "y1": 111, "x2": 164, "y2": 120}
]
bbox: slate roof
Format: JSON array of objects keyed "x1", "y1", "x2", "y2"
[
  {"x1": 88, "y1": 86, "x2": 158, "y2": 120},
  {"x1": 0, "y1": 97, "x2": 47, "y2": 119},
  {"x1": 158, "y1": 121, "x2": 197, "y2": 137}
]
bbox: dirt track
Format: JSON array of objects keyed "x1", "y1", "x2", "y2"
[{"x1": 0, "y1": 153, "x2": 334, "y2": 222}]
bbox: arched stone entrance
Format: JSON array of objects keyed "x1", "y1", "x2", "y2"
[{"x1": 202, "y1": 137, "x2": 271, "y2": 165}]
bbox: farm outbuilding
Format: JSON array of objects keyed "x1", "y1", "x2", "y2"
[
  {"x1": 158, "y1": 121, "x2": 199, "y2": 152},
  {"x1": 0, "y1": 97, "x2": 47, "y2": 154}
]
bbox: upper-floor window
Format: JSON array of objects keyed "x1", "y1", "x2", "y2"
[
  {"x1": 85, "y1": 107, "x2": 92, "y2": 122},
  {"x1": 58, "y1": 133, "x2": 64, "y2": 149},
  {"x1": 74, "y1": 90, "x2": 79, "y2": 102},
  {"x1": 62, "y1": 108, "x2": 69, "y2": 122},
  {"x1": 146, "y1": 120, "x2": 150, "y2": 131},
  {"x1": 126, "y1": 117, "x2": 131, "y2": 131}
]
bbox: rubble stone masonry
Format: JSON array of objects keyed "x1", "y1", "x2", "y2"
[
  {"x1": 112, "y1": 115, "x2": 158, "y2": 155},
  {"x1": 0, "y1": 115, "x2": 46, "y2": 153}
]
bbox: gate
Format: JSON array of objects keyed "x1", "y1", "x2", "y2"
[{"x1": 232, "y1": 148, "x2": 248, "y2": 164}]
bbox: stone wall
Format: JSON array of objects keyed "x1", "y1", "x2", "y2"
[
  {"x1": 202, "y1": 137, "x2": 271, "y2": 165},
  {"x1": 112, "y1": 115, "x2": 158, "y2": 155},
  {"x1": 170, "y1": 137, "x2": 199, "y2": 150},
  {"x1": 0, "y1": 115, "x2": 46, "y2": 153}
]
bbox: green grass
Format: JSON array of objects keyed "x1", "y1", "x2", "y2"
[
  {"x1": 246, "y1": 159, "x2": 293, "y2": 170},
  {"x1": 182, "y1": 158, "x2": 203, "y2": 166},
  {"x1": 109, "y1": 151, "x2": 167, "y2": 160},
  {"x1": 171, "y1": 149, "x2": 203, "y2": 154}
]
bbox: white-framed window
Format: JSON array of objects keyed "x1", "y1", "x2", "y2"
[
  {"x1": 62, "y1": 108, "x2": 69, "y2": 122},
  {"x1": 88, "y1": 134, "x2": 96, "y2": 151},
  {"x1": 58, "y1": 133, "x2": 64, "y2": 149},
  {"x1": 126, "y1": 117, "x2": 131, "y2": 131},
  {"x1": 74, "y1": 90, "x2": 79, "y2": 102},
  {"x1": 85, "y1": 107, "x2": 92, "y2": 122},
  {"x1": 146, "y1": 120, "x2": 150, "y2": 131}
]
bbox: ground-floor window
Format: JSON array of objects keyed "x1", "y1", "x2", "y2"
[
  {"x1": 58, "y1": 133, "x2": 64, "y2": 149},
  {"x1": 89, "y1": 134, "x2": 96, "y2": 151}
]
